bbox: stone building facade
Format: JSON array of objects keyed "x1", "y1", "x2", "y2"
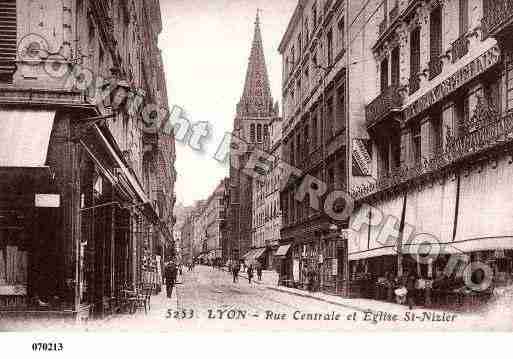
[
  {"x1": 0, "y1": 0, "x2": 175, "y2": 319},
  {"x1": 347, "y1": 0, "x2": 513, "y2": 303},
  {"x1": 278, "y1": 0, "x2": 349, "y2": 294}
]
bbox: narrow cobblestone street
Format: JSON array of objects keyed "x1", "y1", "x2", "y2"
[{"x1": 4, "y1": 265, "x2": 505, "y2": 331}]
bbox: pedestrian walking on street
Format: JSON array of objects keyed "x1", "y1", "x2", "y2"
[
  {"x1": 232, "y1": 262, "x2": 239, "y2": 283},
  {"x1": 257, "y1": 265, "x2": 263, "y2": 281},
  {"x1": 247, "y1": 265, "x2": 254, "y2": 284},
  {"x1": 165, "y1": 260, "x2": 178, "y2": 299}
]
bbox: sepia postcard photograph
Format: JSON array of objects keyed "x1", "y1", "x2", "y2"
[{"x1": 1, "y1": 0, "x2": 513, "y2": 353}]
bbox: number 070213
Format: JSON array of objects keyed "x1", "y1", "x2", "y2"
[{"x1": 32, "y1": 343, "x2": 64, "y2": 351}]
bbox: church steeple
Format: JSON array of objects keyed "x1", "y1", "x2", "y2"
[{"x1": 237, "y1": 10, "x2": 275, "y2": 118}]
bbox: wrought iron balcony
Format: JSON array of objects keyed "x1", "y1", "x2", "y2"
[
  {"x1": 482, "y1": 0, "x2": 513, "y2": 37},
  {"x1": 365, "y1": 85, "x2": 403, "y2": 128},
  {"x1": 428, "y1": 57, "x2": 443, "y2": 80},
  {"x1": 352, "y1": 106, "x2": 513, "y2": 201},
  {"x1": 450, "y1": 35, "x2": 469, "y2": 63}
]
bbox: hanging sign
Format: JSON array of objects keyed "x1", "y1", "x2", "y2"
[{"x1": 35, "y1": 194, "x2": 60, "y2": 208}]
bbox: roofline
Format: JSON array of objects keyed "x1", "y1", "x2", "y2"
[{"x1": 278, "y1": 1, "x2": 305, "y2": 53}]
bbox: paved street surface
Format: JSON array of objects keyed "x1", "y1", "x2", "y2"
[{"x1": 3, "y1": 265, "x2": 511, "y2": 331}]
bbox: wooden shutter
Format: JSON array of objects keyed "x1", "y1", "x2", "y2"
[
  {"x1": 0, "y1": 0, "x2": 16, "y2": 83},
  {"x1": 391, "y1": 47, "x2": 400, "y2": 86}
]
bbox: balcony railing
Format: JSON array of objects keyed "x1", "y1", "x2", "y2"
[
  {"x1": 365, "y1": 85, "x2": 403, "y2": 128},
  {"x1": 428, "y1": 57, "x2": 443, "y2": 80},
  {"x1": 352, "y1": 109, "x2": 513, "y2": 200},
  {"x1": 409, "y1": 75, "x2": 420, "y2": 95},
  {"x1": 450, "y1": 35, "x2": 469, "y2": 63},
  {"x1": 482, "y1": 0, "x2": 513, "y2": 37}
]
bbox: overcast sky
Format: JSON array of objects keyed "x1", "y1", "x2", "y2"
[{"x1": 159, "y1": 0, "x2": 297, "y2": 206}]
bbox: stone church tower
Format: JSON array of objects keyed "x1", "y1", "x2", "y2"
[{"x1": 228, "y1": 12, "x2": 279, "y2": 260}]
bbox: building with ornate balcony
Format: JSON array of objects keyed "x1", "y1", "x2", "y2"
[
  {"x1": 349, "y1": 0, "x2": 513, "y2": 304},
  {"x1": 0, "y1": 0, "x2": 175, "y2": 320}
]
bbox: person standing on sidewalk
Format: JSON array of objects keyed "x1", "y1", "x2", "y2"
[
  {"x1": 232, "y1": 262, "x2": 239, "y2": 283},
  {"x1": 247, "y1": 264, "x2": 254, "y2": 284},
  {"x1": 165, "y1": 261, "x2": 178, "y2": 299},
  {"x1": 256, "y1": 264, "x2": 263, "y2": 281}
]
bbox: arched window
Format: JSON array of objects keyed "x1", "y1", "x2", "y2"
[{"x1": 250, "y1": 124, "x2": 256, "y2": 142}]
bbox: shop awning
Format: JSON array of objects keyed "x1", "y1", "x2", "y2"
[
  {"x1": 242, "y1": 249, "x2": 255, "y2": 260},
  {"x1": 275, "y1": 244, "x2": 292, "y2": 257},
  {"x1": 439, "y1": 237, "x2": 513, "y2": 255},
  {"x1": 349, "y1": 246, "x2": 397, "y2": 261},
  {"x1": 252, "y1": 247, "x2": 266, "y2": 259},
  {"x1": 0, "y1": 109, "x2": 55, "y2": 167}
]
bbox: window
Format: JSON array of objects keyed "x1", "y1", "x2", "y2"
[
  {"x1": 313, "y1": 2, "x2": 318, "y2": 29},
  {"x1": 412, "y1": 124, "x2": 421, "y2": 164},
  {"x1": 429, "y1": 6, "x2": 443, "y2": 79},
  {"x1": 338, "y1": 17, "x2": 345, "y2": 48},
  {"x1": 291, "y1": 46, "x2": 295, "y2": 66},
  {"x1": 264, "y1": 125, "x2": 269, "y2": 140},
  {"x1": 410, "y1": 27, "x2": 421, "y2": 94},
  {"x1": 257, "y1": 124, "x2": 262, "y2": 142},
  {"x1": 0, "y1": 0, "x2": 16, "y2": 83},
  {"x1": 336, "y1": 84, "x2": 345, "y2": 130},
  {"x1": 380, "y1": 57, "x2": 389, "y2": 92},
  {"x1": 250, "y1": 124, "x2": 256, "y2": 142},
  {"x1": 290, "y1": 140, "x2": 295, "y2": 165},
  {"x1": 298, "y1": 33, "x2": 302, "y2": 55},
  {"x1": 391, "y1": 47, "x2": 400, "y2": 86},
  {"x1": 327, "y1": 29, "x2": 333, "y2": 66},
  {"x1": 312, "y1": 116, "x2": 318, "y2": 148},
  {"x1": 305, "y1": 17, "x2": 310, "y2": 43},
  {"x1": 296, "y1": 132, "x2": 301, "y2": 164},
  {"x1": 459, "y1": 0, "x2": 469, "y2": 36},
  {"x1": 304, "y1": 124, "x2": 309, "y2": 155},
  {"x1": 326, "y1": 98, "x2": 334, "y2": 139},
  {"x1": 506, "y1": 57, "x2": 513, "y2": 112}
]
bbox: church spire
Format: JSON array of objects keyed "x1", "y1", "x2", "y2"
[{"x1": 237, "y1": 10, "x2": 275, "y2": 117}]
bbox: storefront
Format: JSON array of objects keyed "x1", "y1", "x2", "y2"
[{"x1": 0, "y1": 107, "x2": 162, "y2": 320}]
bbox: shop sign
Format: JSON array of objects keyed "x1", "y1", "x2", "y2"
[
  {"x1": 35, "y1": 194, "x2": 60, "y2": 208},
  {"x1": 405, "y1": 45, "x2": 501, "y2": 121}
]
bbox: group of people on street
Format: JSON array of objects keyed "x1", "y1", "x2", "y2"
[{"x1": 229, "y1": 261, "x2": 263, "y2": 284}]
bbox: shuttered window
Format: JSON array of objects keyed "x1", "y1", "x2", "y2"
[
  {"x1": 0, "y1": 0, "x2": 16, "y2": 83},
  {"x1": 459, "y1": 0, "x2": 469, "y2": 36},
  {"x1": 391, "y1": 47, "x2": 400, "y2": 86}
]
